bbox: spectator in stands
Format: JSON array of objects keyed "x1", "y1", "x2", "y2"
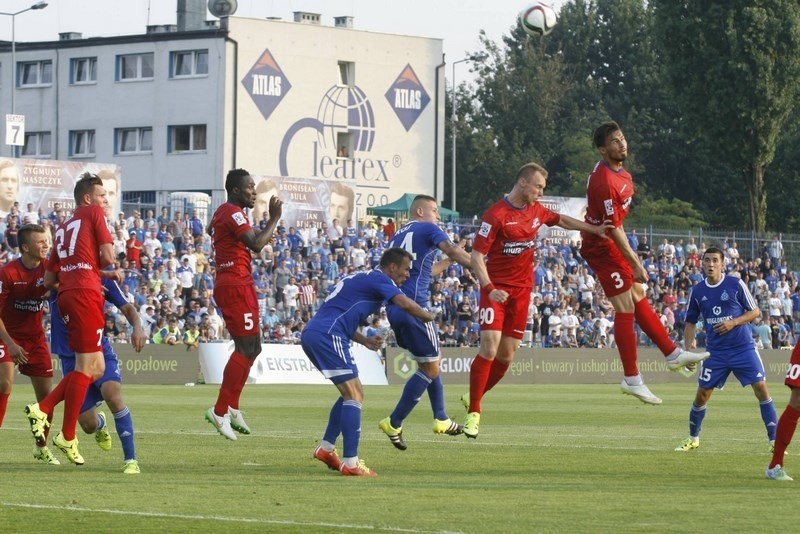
[
  {"x1": 184, "y1": 322, "x2": 202, "y2": 351},
  {"x1": 153, "y1": 317, "x2": 181, "y2": 345},
  {"x1": 383, "y1": 218, "x2": 396, "y2": 241},
  {"x1": 204, "y1": 306, "x2": 223, "y2": 339},
  {"x1": 104, "y1": 315, "x2": 121, "y2": 341},
  {"x1": 769, "y1": 235, "x2": 784, "y2": 266},
  {"x1": 349, "y1": 241, "x2": 367, "y2": 269},
  {"x1": 143, "y1": 229, "x2": 161, "y2": 258},
  {"x1": 123, "y1": 229, "x2": 141, "y2": 268},
  {"x1": 188, "y1": 209, "x2": 204, "y2": 240},
  {"x1": 4, "y1": 217, "x2": 19, "y2": 253},
  {"x1": 298, "y1": 276, "x2": 316, "y2": 314}
]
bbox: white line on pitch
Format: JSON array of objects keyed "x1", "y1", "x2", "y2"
[{"x1": 0, "y1": 502, "x2": 461, "y2": 533}]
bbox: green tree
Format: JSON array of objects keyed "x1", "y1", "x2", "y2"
[
  {"x1": 653, "y1": 0, "x2": 800, "y2": 231},
  {"x1": 626, "y1": 198, "x2": 706, "y2": 229}
]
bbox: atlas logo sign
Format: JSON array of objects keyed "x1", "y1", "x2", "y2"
[
  {"x1": 385, "y1": 64, "x2": 430, "y2": 131},
  {"x1": 242, "y1": 49, "x2": 292, "y2": 121}
]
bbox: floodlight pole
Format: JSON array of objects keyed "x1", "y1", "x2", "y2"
[
  {"x1": 0, "y1": 2, "x2": 48, "y2": 155},
  {"x1": 450, "y1": 53, "x2": 487, "y2": 213}
]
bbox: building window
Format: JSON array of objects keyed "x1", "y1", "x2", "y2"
[
  {"x1": 69, "y1": 130, "x2": 96, "y2": 157},
  {"x1": 19, "y1": 131, "x2": 52, "y2": 158},
  {"x1": 170, "y1": 50, "x2": 208, "y2": 78},
  {"x1": 336, "y1": 132, "x2": 352, "y2": 159},
  {"x1": 19, "y1": 60, "x2": 53, "y2": 87},
  {"x1": 116, "y1": 127, "x2": 153, "y2": 154},
  {"x1": 117, "y1": 53, "x2": 154, "y2": 81},
  {"x1": 70, "y1": 57, "x2": 97, "y2": 84},
  {"x1": 338, "y1": 61, "x2": 354, "y2": 86},
  {"x1": 169, "y1": 124, "x2": 206, "y2": 153}
]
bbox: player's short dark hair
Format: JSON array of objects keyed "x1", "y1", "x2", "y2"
[
  {"x1": 380, "y1": 247, "x2": 413, "y2": 268},
  {"x1": 225, "y1": 169, "x2": 250, "y2": 194},
  {"x1": 516, "y1": 162, "x2": 548, "y2": 182},
  {"x1": 74, "y1": 172, "x2": 103, "y2": 203},
  {"x1": 18, "y1": 223, "x2": 45, "y2": 249},
  {"x1": 593, "y1": 121, "x2": 621, "y2": 149},
  {"x1": 703, "y1": 246, "x2": 724, "y2": 260}
]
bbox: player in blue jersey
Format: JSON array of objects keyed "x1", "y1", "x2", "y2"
[
  {"x1": 675, "y1": 246, "x2": 777, "y2": 452},
  {"x1": 377, "y1": 194, "x2": 473, "y2": 450},
  {"x1": 304, "y1": 247, "x2": 435, "y2": 476},
  {"x1": 50, "y1": 272, "x2": 146, "y2": 473}
]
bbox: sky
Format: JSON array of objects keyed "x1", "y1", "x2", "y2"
[{"x1": 0, "y1": 0, "x2": 564, "y2": 84}]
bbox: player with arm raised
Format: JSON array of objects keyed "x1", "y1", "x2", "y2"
[
  {"x1": 26, "y1": 173, "x2": 120, "y2": 465},
  {"x1": 49, "y1": 267, "x2": 147, "y2": 474},
  {"x1": 675, "y1": 247, "x2": 776, "y2": 454},
  {"x1": 205, "y1": 169, "x2": 282, "y2": 440},
  {"x1": 462, "y1": 163, "x2": 612, "y2": 439},
  {"x1": 377, "y1": 195, "x2": 473, "y2": 450},
  {"x1": 0, "y1": 224, "x2": 59, "y2": 464},
  {"x1": 580, "y1": 121, "x2": 709, "y2": 405},
  {"x1": 306, "y1": 247, "x2": 436, "y2": 476}
]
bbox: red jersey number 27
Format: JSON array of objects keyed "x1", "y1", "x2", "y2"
[{"x1": 55, "y1": 220, "x2": 82, "y2": 259}]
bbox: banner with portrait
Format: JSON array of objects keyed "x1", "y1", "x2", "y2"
[
  {"x1": 249, "y1": 175, "x2": 357, "y2": 231},
  {"x1": 0, "y1": 158, "x2": 122, "y2": 221},
  {"x1": 537, "y1": 196, "x2": 588, "y2": 244}
]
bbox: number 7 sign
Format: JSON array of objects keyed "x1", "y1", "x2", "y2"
[{"x1": 5, "y1": 114, "x2": 25, "y2": 147}]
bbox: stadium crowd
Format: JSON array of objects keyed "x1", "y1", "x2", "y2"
[{"x1": 1, "y1": 200, "x2": 797, "y2": 353}]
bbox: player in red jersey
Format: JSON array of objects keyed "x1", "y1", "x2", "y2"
[
  {"x1": 0, "y1": 224, "x2": 60, "y2": 464},
  {"x1": 25, "y1": 173, "x2": 120, "y2": 465},
  {"x1": 205, "y1": 169, "x2": 282, "y2": 440},
  {"x1": 580, "y1": 121, "x2": 709, "y2": 405},
  {"x1": 765, "y1": 344, "x2": 800, "y2": 480},
  {"x1": 462, "y1": 162, "x2": 612, "y2": 438}
]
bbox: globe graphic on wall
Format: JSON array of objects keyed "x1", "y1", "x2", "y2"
[{"x1": 316, "y1": 85, "x2": 376, "y2": 153}]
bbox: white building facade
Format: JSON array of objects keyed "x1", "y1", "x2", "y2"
[{"x1": 0, "y1": 10, "x2": 445, "y2": 223}]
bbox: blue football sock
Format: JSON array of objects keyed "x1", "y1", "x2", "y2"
[
  {"x1": 96, "y1": 412, "x2": 106, "y2": 431},
  {"x1": 322, "y1": 397, "x2": 344, "y2": 445},
  {"x1": 341, "y1": 400, "x2": 362, "y2": 459},
  {"x1": 760, "y1": 398, "x2": 778, "y2": 441},
  {"x1": 113, "y1": 407, "x2": 136, "y2": 461},
  {"x1": 689, "y1": 403, "x2": 706, "y2": 438},
  {"x1": 427, "y1": 375, "x2": 448, "y2": 421},
  {"x1": 390, "y1": 370, "x2": 433, "y2": 428}
]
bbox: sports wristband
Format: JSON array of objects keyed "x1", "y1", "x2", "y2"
[{"x1": 484, "y1": 283, "x2": 496, "y2": 293}]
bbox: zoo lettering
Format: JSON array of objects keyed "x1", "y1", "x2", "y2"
[{"x1": 312, "y1": 142, "x2": 390, "y2": 182}]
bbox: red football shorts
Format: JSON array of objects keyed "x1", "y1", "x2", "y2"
[
  {"x1": 478, "y1": 284, "x2": 531, "y2": 340},
  {"x1": 0, "y1": 336, "x2": 53, "y2": 377},
  {"x1": 214, "y1": 284, "x2": 259, "y2": 337},
  {"x1": 785, "y1": 344, "x2": 800, "y2": 388},
  {"x1": 58, "y1": 289, "x2": 105, "y2": 353},
  {"x1": 580, "y1": 243, "x2": 634, "y2": 297}
]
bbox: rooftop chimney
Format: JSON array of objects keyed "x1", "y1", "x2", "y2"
[
  {"x1": 177, "y1": 0, "x2": 207, "y2": 32},
  {"x1": 293, "y1": 11, "x2": 321, "y2": 25},
  {"x1": 334, "y1": 16, "x2": 353, "y2": 29}
]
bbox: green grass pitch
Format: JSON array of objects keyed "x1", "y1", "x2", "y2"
[{"x1": 0, "y1": 383, "x2": 795, "y2": 532}]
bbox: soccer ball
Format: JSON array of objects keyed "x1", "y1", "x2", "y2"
[{"x1": 518, "y1": 2, "x2": 558, "y2": 37}]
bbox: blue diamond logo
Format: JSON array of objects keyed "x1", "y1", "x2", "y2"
[
  {"x1": 385, "y1": 64, "x2": 429, "y2": 131},
  {"x1": 242, "y1": 49, "x2": 292, "y2": 121}
]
